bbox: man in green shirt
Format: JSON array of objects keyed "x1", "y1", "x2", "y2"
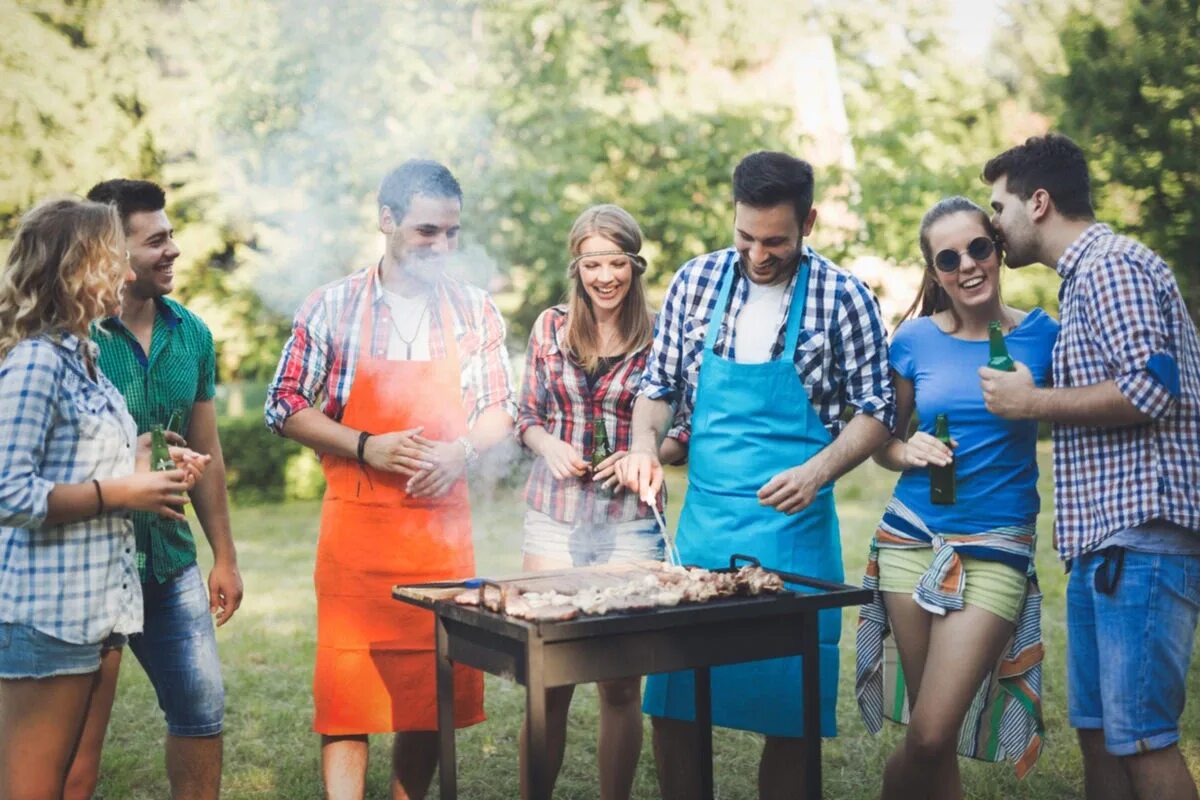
[{"x1": 65, "y1": 179, "x2": 243, "y2": 800}]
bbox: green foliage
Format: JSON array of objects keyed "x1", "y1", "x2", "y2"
[
  {"x1": 218, "y1": 415, "x2": 309, "y2": 503},
  {"x1": 1055, "y1": 0, "x2": 1200, "y2": 317}
]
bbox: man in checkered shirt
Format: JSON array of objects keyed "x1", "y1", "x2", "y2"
[{"x1": 980, "y1": 133, "x2": 1200, "y2": 800}]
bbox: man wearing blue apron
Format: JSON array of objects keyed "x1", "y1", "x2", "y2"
[{"x1": 619, "y1": 151, "x2": 894, "y2": 798}]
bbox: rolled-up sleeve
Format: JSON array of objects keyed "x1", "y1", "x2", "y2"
[
  {"x1": 639, "y1": 270, "x2": 688, "y2": 403},
  {"x1": 515, "y1": 318, "x2": 548, "y2": 442},
  {"x1": 1089, "y1": 254, "x2": 1178, "y2": 419},
  {"x1": 834, "y1": 275, "x2": 895, "y2": 431},
  {"x1": 471, "y1": 294, "x2": 517, "y2": 423},
  {"x1": 0, "y1": 341, "x2": 59, "y2": 528},
  {"x1": 265, "y1": 291, "x2": 331, "y2": 435}
]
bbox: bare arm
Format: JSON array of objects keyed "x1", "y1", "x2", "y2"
[
  {"x1": 615, "y1": 395, "x2": 674, "y2": 500},
  {"x1": 980, "y1": 364, "x2": 1152, "y2": 427},
  {"x1": 758, "y1": 413, "x2": 891, "y2": 515},
  {"x1": 186, "y1": 400, "x2": 244, "y2": 625}
]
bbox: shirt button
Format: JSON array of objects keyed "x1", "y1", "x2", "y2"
[{"x1": 122, "y1": 583, "x2": 128, "y2": 589}]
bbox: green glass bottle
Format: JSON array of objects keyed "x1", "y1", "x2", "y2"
[
  {"x1": 987, "y1": 320, "x2": 1015, "y2": 371},
  {"x1": 929, "y1": 414, "x2": 956, "y2": 505},
  {"x1": 150, "y1": 424, "x2": 174, "y2": 472},
  {"x1": 591, "y1": 416, "x2": 613, "y2": 470}
]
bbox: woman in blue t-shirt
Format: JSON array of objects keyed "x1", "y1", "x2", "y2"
[{"x1": 855, "y1": 196, "x2": 1058, "y2": 796}]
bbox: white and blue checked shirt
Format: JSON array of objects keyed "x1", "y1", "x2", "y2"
[
  {"x1": 1053, "y1": 224, "x2": 1200, "y2": 559},
  {"x1": 0, "y1": 333, "x2": 142, "y2": 644},
  {"x1": 639, "y1": 245, "x2": 895, "y2": 438}
]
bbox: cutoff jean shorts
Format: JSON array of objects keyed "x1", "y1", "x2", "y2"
[
  {"x1": 127, "y1": 563, "x2": 225, "y2": 737},
  {"x1": 1067, "y1": 546, "x2": 1200, "y2": 755},
  {"x1": 522, "y1": 508, "x2": 664, "y2": 566},
  {"x1": 0, "y1": 624, "x2": 126, "y2": 679}
]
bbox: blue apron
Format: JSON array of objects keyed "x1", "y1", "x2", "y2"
[{"x1": 642, "y1": 257, "x2": 843, "y2": 738}]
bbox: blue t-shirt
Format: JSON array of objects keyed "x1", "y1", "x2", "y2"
[{"x1": 891, "y1": 309, "x2": 1059, "y2": 533}]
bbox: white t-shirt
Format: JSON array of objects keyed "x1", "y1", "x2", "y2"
[
  {"x1": 733, "y1": 280, "x2": 789, "y2": 364},
  {"x1": 381, "y1": 288, "x2": 432, "y2": 361}
]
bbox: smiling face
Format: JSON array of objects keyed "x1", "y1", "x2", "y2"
[
  {"x1": 124, "y1": 209, "x2": 180, "y2": 300},
  {"x1": 733, "y1": 202, "x2": 814, "y2": 286},
  {"x1": 988, "y1": 175, "x2": 1040, "y2": 268},
  {"x1": 382, "y1": 193, "x2": 462, "y2": 287},
  {"x1": 574, "y1": 234, "x2": 634, "y2": 315},
  {"x1": 925, "y1": 211, "x2": 1003, "y2": 314}
]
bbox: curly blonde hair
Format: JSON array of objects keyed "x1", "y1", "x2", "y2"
[{"x1": 0, "y1": 198, "x2": 127, "y2": 360}]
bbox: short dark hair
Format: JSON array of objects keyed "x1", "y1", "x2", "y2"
[
  {"x1": 377, "y1": 160, "x2": 462, "y2": 223},
  {"x1": 732, "y1": 151, "x2": 815, "y2": 223},
  {"x1": 982, "y1": 133, "x2": 1094, "y2": 220},
  {"x1": 85, "y1": 179, "x2": 166, "y2": 231}
]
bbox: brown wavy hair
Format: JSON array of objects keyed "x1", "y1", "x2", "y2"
[
  {"x1": 564, "y1": 204, "x2": 654, "y2": 372},
  {"x1": 0, "y1": 197, "x2": 127, "y2": 360},
  {"x1": 898, "y1": 196, "x2": 1004, "y2": 334}
]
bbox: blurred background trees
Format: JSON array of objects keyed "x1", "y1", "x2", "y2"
[{"x1": 2, "y1": 0, "x2": 1196, "y2": 496}]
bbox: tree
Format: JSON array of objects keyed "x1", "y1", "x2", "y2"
[{"x1": 1055, "y1": 0, "x2": 1200, "y2": 317}]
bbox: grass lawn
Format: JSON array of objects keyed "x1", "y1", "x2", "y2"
[{"x1": 95, "y1": 444, "x2": 1199, "y2": 798}]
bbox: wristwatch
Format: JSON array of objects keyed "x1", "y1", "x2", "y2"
[{"x1": 456, "y1": 436, "x2": 479, "y2": 465}]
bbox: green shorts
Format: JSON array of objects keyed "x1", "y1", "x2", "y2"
[{"x1": 877, "y1": 546, "x2": 1027, "y2": 622}]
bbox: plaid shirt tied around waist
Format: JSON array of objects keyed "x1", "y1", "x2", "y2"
[
  {"x1": 637, "y1": 246, "x2": 895, "y2": 438},
  {"x1": 516, "y1": 306, "x2": 670, "y2": 524},
  {"x1": 855, "y1": 498, "x2": 1044, "y2": 778},
  {"x1": 265, "y1": 264, "x2": 516, "y2": 436},
  {"x1": 1052, "y1": 224, "x2": 1200, "y2": 559}
]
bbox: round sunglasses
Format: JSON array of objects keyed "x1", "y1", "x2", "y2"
[{"x1": 933, "y1": 236, "x2": 995, "y2": 273}]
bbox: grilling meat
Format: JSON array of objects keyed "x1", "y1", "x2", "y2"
[{"x1": 451, "y1": 564, "x2": 784, "y2": 621}]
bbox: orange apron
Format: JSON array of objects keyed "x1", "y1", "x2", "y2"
[{"x1": 313, "y1": 275, "x2": 484, "y2": 734}]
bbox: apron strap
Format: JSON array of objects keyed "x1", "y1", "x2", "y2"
[{"x1": 702, "y1": 253, "x2": 813, "y2": 359}]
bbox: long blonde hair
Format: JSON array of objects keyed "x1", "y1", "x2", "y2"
[
  {"x1": 0, "y1": 198, "x2": 127, "y2": 360},
  {"x1": 564, "y1": 204, "x2": 654, "y2": 372}
]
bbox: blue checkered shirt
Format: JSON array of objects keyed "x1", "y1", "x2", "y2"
[
  {"x1": 639, "y1": 245, "x2": 895, "y2": 437},
  {"x1": 0, "y1": 333, "x2": 142, "y2": 644},
  {"x1": 1052, "y1": 224, "x2": 1200, "y2": 559}
]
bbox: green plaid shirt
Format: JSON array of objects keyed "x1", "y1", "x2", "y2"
[{"x1": 92, "y1": 297, "x2": 216, "y2": 584}]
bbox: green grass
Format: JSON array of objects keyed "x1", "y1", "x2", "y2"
[{"x1": 95, "y1": 445, "x2": 1199, "y2": 798}]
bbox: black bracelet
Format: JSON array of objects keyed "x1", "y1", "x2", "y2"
[
  {"x1": 92, "y1": 479, "x2": 105, "y2": 515},
  {"x1": 356, "y1": 431, "x2": 372, "y2": 465}
]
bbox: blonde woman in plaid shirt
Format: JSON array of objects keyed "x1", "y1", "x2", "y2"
[
  {"x1": 0, "y1": 198, "x2": 208, "y2": 799},
  {"x1": 516, "y1": 205, "x2": 685, "y2": 800},
  {"x1": 982, "y1": 134, "x2": 1200, "y2": 800}
]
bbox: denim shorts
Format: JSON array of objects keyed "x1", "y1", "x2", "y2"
[
  {"x1": 0, "y1": 623, "x2": 126, "y2": 679},
  {"x1": 127, "y1": 563, "x2": 225, "y2": 736},
  {"x1": 522, "y1": 509, "x2": 664, "y2": 566},
  {"x1": 1067, "y1": 546, "x2": 1200, "y2": 755}
]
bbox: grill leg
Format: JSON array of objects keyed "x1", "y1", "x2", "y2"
[
  {"x1": 802, "y1": 609, "x2": 822, "y2": 800},
  {"x1": 525, "y1": 642, "x2": 550, "y2": 800},
  {"x1": 435, "y1": 615, "x2": 457, "y2": 800},
  {"x1": 694, "y1": 666, "x2": 714, "y2": 800}
]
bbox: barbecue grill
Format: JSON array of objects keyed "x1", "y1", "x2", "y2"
[{"x1": 393, "y1": 554, "x2": 871, "y2": 800}]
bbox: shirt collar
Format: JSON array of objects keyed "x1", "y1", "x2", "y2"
[
  {"x1": 730, "y1": 244, "x2": 812, "y2": 293},
  {"x1": 99, "y1": 296, "x2": 182, "y2": 332},
  {"x1": 1055, "y1": 223, "x2": 1112, "y2": 280}
]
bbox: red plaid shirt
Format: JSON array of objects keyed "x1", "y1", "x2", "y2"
[
  {"x1": 517, "y1": 306, "x2": 675, "y2": 523},
  {"x1": 266, "y1": 264, "x2": 516, "y2": 435}
]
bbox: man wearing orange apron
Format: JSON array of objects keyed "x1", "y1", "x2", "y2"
[
  {"x1": 266, "y1": 160, "x2": 516, "y2": 799},
  {"x1": 619, "y1": 151, "x2": 895, "y2": 798}
]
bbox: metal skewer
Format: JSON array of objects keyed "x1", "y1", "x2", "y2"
[{"x1": 645, "y1": 492, "x2": 682, "y2": 567}]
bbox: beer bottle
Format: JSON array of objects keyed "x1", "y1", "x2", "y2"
[
  {"x1": 929, "y1": 414, "x2": 955, "y2": 505},
  {"x1": 987, "y1": 320, "x2": 1015, "y2": 372},
  {"x1": 150, "y1": 424, "x2": 174, "y2": 472},
  {"x1": 591, "y1": 415, "x2": 613, "y2": 470}
]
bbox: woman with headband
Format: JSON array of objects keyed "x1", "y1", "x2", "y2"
[
  {"x1": 855, "y1": 196, "x2": 1058, "y2": 796},
  {"x1": 514, "y1": 204, "x2": 685, "y2": 799}
]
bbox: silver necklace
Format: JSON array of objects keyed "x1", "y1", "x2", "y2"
[{"x1": 389, "y1": 298, "x2": 430, "y2": 360}]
